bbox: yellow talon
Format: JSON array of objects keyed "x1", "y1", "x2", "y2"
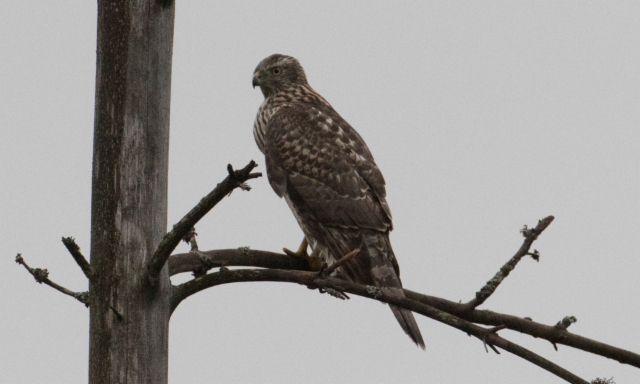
[
  {"x1": 283, "y1": 238, "x2": 309, "y2": 259},
  {"x1": 283, "y1": 238, "x2": 324, "y2": 271}
]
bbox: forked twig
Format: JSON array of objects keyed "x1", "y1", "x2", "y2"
[
  {"x1": 15, "y1": 254, "x2": 89, "y2": 307},
  {"x1": 147, "y1": 161, "x2": 262, "y2": 284},
  {"x1": 462, "y1": 216, "x2": 554, "y2": 310}
]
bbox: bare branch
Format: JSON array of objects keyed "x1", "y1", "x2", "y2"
[
  {"x1": 404, "y1": 289, "x2": 640, "y2": 368},
  {"x1": 61, "y1": 237, "x2": 94, "y2": 279},
  {"x1": 167, "y1": 247, "x2": 640, "y2": 368},
  {"x1": 172, "y1": 268, "x2": 589, "y2": 384},
  {"x1": 147, "y1": 161, "x2": 262, "y2": 283},
  {"x1": 462, "y1": 216, "x2": 554, "y2": 310},
  {"x1": 169, "y1": 248, "x2": 313, "y2": 276},
  {"x1": 15, "y1": 254, "x2": 90, "y2": 307}
]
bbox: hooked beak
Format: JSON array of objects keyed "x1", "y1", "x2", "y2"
[{"x1": 252, "y1": 72, "x2": 261, "y2": 88}]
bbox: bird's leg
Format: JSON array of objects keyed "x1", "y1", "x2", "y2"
[{"x1": 283, "y1": 238, "x2": 324, "y2": 271}]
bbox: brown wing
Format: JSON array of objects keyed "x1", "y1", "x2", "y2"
[
  {"x1": 264, "y1": 101, "x2": 426, "y2": 349},
  {"x1": 264, "y1": 102, "x2": 392, "y2": 233}
]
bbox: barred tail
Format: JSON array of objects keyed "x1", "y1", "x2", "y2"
[{"x1": 363, "y1": 233, "x2": 425, "y2": 349}]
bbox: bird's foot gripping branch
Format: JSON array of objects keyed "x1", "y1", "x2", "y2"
[{"x1": 166, "y1": 214, "x2": 639, "y2": 384}]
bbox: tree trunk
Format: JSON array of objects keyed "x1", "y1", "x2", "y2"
[{"x1": 89, "y1": 1, "x2": 175, "y2": 383}]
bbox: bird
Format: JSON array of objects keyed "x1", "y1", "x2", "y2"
[{"x1": 252, "y1": 54, "x2": 425, "y2": 349}]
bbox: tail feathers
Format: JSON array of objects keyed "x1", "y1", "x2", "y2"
[
  {"x1": 390, "y1": 304, "x2": 425, "y2": 350},
  {"x1": 361, "y1": 232, "x2": 425, "y2": 349}
]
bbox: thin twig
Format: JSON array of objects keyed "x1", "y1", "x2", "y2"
[
  {"x1": 15, "y1": 254, "x2": 90, "y2": 307},
  {"x1": 484, "y1": 325, "x2": 505, "y2": 354},
  {"x1": 147, "y1": 161, "x2": 262, "y2": 284},
  {"x1": 167, "y1": 247, "x2": 640, "y2": 368},
  {"x1": 61, "y1": 237, "x2": 94, "y2": 279},
  {"x1": 322, "y1": 248, "x2": 360, "y2": 277},
  {"x1": 488, "y1": 342, "x2": 501, "y2": 354},
  {"x1": 172, "y1": 269, "x2": 589, "y2": 384},
  {"x1": 109, "y1": 305, "x2": 123, "y2": 321},
  {"x1": 462, "y1": 216, "x2": 554, "y2": 310}
]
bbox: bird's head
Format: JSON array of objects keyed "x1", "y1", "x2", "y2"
[{"x1": 252, "y1": 54, "x2": 308, "y2": 98}]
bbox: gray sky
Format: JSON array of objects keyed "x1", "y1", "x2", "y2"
[{"x1": 2, "y1": 1, "x2": 639, "y2": 383}]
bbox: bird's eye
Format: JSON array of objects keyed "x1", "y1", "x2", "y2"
[{"x1": 271, "y1": 67, "x2": 282, "y2": 75}]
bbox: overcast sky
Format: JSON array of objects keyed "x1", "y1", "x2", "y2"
[{"x1": 1, "y1": 1, "x2": 639, "y2": 383}]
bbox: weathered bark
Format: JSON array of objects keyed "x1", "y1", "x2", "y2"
[{"x1": 89, "y1": 1, "x2": 175, "y2": 383}]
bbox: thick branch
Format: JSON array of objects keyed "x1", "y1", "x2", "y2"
[
  {"x1": 172, "y1": 269, "x2": 588, "y2": 384},
  {"x1": 147, "y1": 161, "x2": 262, "y2": 282},
  {"x1": 169, "y1": 248, "x2": 312, "y2": 276},
  {"x1": 462, "y1": 216, "x2": 554, "y2": 310},
  {"x1": 61, "y1": 237, "x2": 94, "y2": 279},
  {"x1": 167, "y1": 247, "x2": 640, "y2": 368},
  {"x1": 15, "y1": 254, "x2": 89, "y2": 307}
]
